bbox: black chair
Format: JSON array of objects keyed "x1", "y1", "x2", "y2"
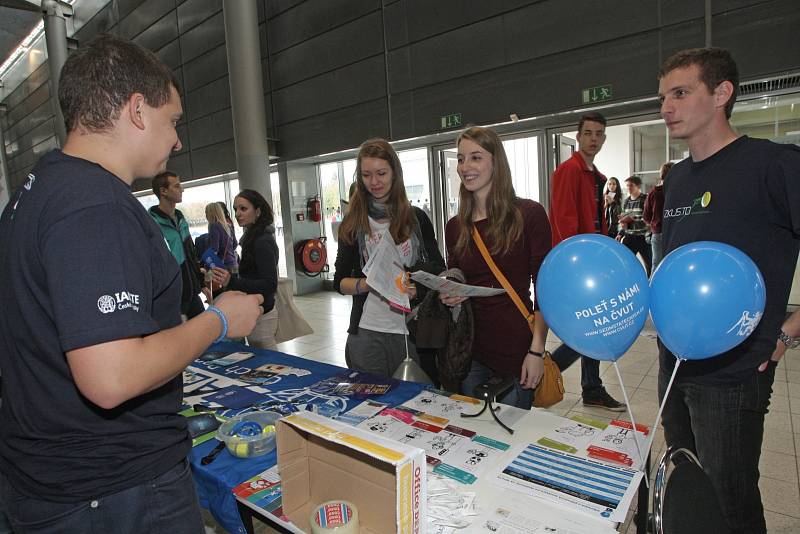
[{"x1": 652, "y1": 446, "x2": 731, "y2": 534}]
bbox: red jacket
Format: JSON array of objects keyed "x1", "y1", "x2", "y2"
[
  {"x1": 549, "y1": 152, "x2": 607, "y2": 246},
  {"x1": 643, "y1": 184, "x2": 664, "y2": 234}
]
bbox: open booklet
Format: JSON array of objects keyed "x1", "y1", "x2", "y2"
[
  {"x1": 362, "y1": 228, "x2": 411, "y2": 312},
  {"x1": 410, "y1": 271, "x2": 506, "y2": 298}
]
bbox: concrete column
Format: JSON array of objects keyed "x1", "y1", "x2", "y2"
[
  {"x1": 42, "y1": 0, "x2": 72, "y2": 147},
  {"x1": 0, "y1": 107, "x2": 11, "y2": 209},
  {"x1": 222, "y1": 0, "x2": 271, "y2": 198}
]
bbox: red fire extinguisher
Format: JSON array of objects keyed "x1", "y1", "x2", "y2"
[{"x1": 307, "y1": 196, "x2": 321, "y2": 222}]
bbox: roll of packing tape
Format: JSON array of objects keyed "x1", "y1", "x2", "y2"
[{"x1": 310, "y1": 500, "x2": 359, "y2": 534}]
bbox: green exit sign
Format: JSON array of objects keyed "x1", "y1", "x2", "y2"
[
  {"x1": 582, "y1": 85, "x2": 613, "y2": 104},
  {"x1": 440, "y1": 113, "x2": 462, "y2": 129}
]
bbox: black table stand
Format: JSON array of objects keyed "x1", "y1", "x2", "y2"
[
  {"x1": 461, "y1": 377, "x2": 516, "y2": 435},
  {"x1": 461, "y1": 396, "x2": 514, "y2": 434}
]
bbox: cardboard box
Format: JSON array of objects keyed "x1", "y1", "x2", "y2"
[{"x1": 277, "y1": 411, "x2": 426, "y2": 534}]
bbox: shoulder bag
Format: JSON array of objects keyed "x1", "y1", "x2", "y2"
[{"x1": 471, "y1": 227, "x2": 564, "y2": 408}]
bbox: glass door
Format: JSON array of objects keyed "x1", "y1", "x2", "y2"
[{"x1": 434, "y1": 131, "x2": 544, "y2": 253}]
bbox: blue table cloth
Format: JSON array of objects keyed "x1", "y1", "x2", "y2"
[{"x1": 186, "y1": 342, "x2": 426, "y2": 534}]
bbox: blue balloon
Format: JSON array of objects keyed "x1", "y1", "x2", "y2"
[
  {"x1": 649, "y1": 241, "x2": 766, "y2": 360},
  {"x1": 537, "y1": 234, "x2": 650, "y2": 361}
]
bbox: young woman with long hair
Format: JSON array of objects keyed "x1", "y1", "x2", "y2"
[
  {"x1": 334, "y1": 138, "x2": 445, "y2": 378},
  {"x1": 603, "y1": 176, "x2": 622, "y2": 238},
  {"x1": 441, "y1": 126, "x2": 551, "y2": 409},
  {"x1": 204, "y1": 202, "x2": 238, "y2": 271},
  {"x1": 211, "y1": 189, "x2": 279, "y2": 349}
]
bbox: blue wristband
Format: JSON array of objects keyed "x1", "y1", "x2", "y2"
[{"x1": 207, "y1": 305, "x2": 228, "y2": 343}]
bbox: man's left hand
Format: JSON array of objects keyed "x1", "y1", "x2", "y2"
[{"x1": 759, "y1": 339, "x2": 787, "y2": 372}]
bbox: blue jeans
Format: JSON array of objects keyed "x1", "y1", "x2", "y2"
[
  {"x1": 461, "y1": 360, "x2": 533, "y2": 409},
  {"x1": 0, "y1": 460, "x2": 204, "y2": 534},
  {"x1": 549, "y1": 344, "x2": 603, "y2": 396},
  {"x1": 651, "y1": 232, "x2": 663, "y2": 271},
  {"x1": 658, "y1": 363, "x2": 776, "y2": 534}
]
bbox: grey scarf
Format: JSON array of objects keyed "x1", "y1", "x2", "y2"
[{"x1": 356, "y1": 197, "x2": 425, "y2": 269}]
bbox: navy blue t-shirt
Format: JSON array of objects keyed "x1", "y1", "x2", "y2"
[
  {"x1": 0, "y1": 150, "x2": 190, "y2": 501},
  {"x1": 660, "y1": 136, "x2": 800, "y2": 383}
]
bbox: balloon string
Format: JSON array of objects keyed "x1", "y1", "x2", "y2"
[
  {"x1": 403, "y1": 309, "x2": 410, "y2": 360},
  {"x1": 645, "y1": 358, "x2": 683, "y2": 466},
  {"x1": 613, "y1": 362, "x2": 647, "y2": 486}
]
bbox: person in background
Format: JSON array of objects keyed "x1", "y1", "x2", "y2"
[
  {"x1": 548, "y1": 112, "x2": 626, "y2": 411},
  {"x1": 211, "y1": 189, "x2": 280, "y2": 349},
  {"x1": 205, "y1": 202, "x2": 238, "y2": 272},
  {"x1": 616, "y1": 175, "x2": 652, "y2": 276},
  {"x1": 217, "y1": 201, "x2": 240, "y2": 270},
  {"x1": 0, "y1": 34, "x2": 263, "y2": 534},
  {"x1": 657, "y1": 46, "x2": 800, "y2": 534},
  {"x1": 643, "y1": 162, "x2": 673, "y2": 270},
  {"x1": 440, "y1": 126, "x2": 551, "y2": 409},
  {"x1": 603, "y1": 177, "x2": 623, "y2": 239},
  {"x1": 334, "y1": 138, "x2": 445, "y2": 378},
  {"x1": 150, "y1": 170, "x2": 205, "y2": 319},
  {"x1": 340, "y1": 181, "x2": 358, "y2": 217}
]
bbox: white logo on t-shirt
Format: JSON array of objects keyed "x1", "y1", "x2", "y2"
[
  {"x1": 97, "y1": 295, "x2": 116, "y2": 314},
  {"x1": 97, "y1": 291, "x2": 140, "y2": 314}
]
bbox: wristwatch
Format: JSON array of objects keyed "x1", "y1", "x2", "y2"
[{"x1": 778, "y1": 330, "x2": 800, "y2": 350}]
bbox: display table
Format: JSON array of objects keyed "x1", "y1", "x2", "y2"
[
  {"x1": 186, "y1": 342, "x2": 425, "y2": 533},
  {"x1": 185, "y1": 343, "x2": 647, "y2": 534}
]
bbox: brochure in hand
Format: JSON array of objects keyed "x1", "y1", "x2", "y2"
[{"x1": 201, "y1": 248, "x2": 225, "y2": 269}]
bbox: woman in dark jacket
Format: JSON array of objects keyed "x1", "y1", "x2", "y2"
[
  {"x1": 211, "y1": 189, "x2": 279, "y2": 349},
  {"x1": 604, "y1": 176, "x2": 622, "y2": 239},
  {"x1": 334, "y1": 138, "x2": 445, "y2": 377}
]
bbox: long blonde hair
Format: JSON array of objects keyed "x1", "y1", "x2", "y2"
[
  {"x1": 452, "y1": 126, "x2": 523, "y2": 259},
  {"x1": 338, "y1": 138, "x2": 416, "y2": 246},
  {"x1": 205, "y1": 202, "x2": 226, "y2": 227}
]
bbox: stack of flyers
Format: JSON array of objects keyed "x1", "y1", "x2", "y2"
[
  {"x1": 201, "y1": 385, "x2": 266, "y2": 409},
  {"x1": 233, "y1": 466, "x2": 284, "y2": 516},
  {"x1": 238, "y1": 363, "x2": 310, "y2": 385},
  {"x1": 209, "y1": 351, "x2": 254, "y2": 367},
  {"x1": 309, "y1": 370, "x2": 396, "y2": 399},
  {"x1": 336, "y1": 400, "x2": 389, "y2": 426},
  {"x1": 586, "y1": 419, "x2": 649, "y2": 469}
]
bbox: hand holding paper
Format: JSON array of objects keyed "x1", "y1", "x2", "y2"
[
  {"x1": 410, "y1": 271, "x2": 506, "y2": 298},
  {"x1": 364, "y1": 229, "x2": 411, "y2": 312}
]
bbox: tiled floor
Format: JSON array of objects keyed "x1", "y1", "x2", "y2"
[{"x1": 206, "y1": 290, "x2": 800, "y2": 533}]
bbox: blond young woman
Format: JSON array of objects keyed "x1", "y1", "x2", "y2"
[{"x1": 204, "y1": 202, "x2": 238, "y2": 272}]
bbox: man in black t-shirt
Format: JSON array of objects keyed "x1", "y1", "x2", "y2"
[
  {"x1": 658, "y1": 48, "x2": 800, "y2": 534},
  {"x1": 0, "y1": 35, "x2": 263, "y2": 534}
]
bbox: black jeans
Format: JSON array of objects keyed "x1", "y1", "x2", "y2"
[
  {"x1": 0, "y1": 460, "x2": 204, "y2": 534},
  {"x1": 549, "y1": 344, "x2": 604, "y2": 396},
  {"x1": 621, "y1": 234, "x2": 652, "y2": 276},
  {"x1": 658, "y1": 363, "x2": 776, "y2": 534}
]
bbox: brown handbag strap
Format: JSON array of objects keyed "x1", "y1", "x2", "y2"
[{"x1": 472, "y1": 226, "x2": 535, "y2": 334}]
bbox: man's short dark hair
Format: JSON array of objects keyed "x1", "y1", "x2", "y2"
[
  {"x1": 625, "y1": 175, "x2": 642, "y2": 187},
  {"x1": 659, "y1": 47, "x2": 739, "y2": 119},
  {"x1": 59, "y1": 34, "x2": 180, "y2": 133},
  {"x1": 152, "y1": 171, "x2": 177, "y2": 199},
  {"x1": 578, "y1": 112, "x2": 607, "y2": 134}
]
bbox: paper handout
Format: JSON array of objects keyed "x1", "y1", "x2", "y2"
[
  {"x1": 364, "y1": 228, "x2": 411, "y2": 311},
  {"x1": 410, "y1": 271, "x2": 506, "y2": 297}
]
